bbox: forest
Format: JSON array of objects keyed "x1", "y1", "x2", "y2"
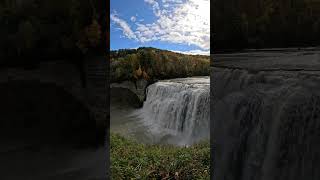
[
  {"x1": 0, "y1": 0, "x2": 105, "y2": 66},
  {"x1": 110, "y1": 47, "x2": 210, "y2": 83},
  {"x1": 212, "y1": 0, "x2": 320, "y2": 51}
]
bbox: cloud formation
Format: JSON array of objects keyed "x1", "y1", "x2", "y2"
[
  {"x1": 130, "y1": 16, "x2": 136, "y2": 22},
  {"x1": 110, "y1": 14, "x2": 137, "y2": 40},
  {"x1": 144, "y1": 0, "x2": 161, "y2": 16},
  {"x1": 111, "y1": 0, "x2": 210, "y2": 52},
  {"x1": 173, "y1": 49, "x2": 210, "y2": 55}
]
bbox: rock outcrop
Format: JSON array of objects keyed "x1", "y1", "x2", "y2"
[{"x1": 110, "y1": 79, "x2": 149, "y2": 107}]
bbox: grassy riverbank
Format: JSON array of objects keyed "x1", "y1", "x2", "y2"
[{"x1": 110, "y1": 133, "x2": 210, "y2": 179}]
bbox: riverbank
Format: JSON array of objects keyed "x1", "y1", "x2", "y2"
[{"x1": 110, "y1": 133, "x2": 210, "y2": 179}]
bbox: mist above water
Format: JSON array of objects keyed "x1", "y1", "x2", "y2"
[{"x1": 111, "y1": 77, "x2": 210, "y2": 146}]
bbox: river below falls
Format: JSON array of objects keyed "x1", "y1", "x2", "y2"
[{"x1": 110, "y1": 76, "x2": 210, "y2": 146}]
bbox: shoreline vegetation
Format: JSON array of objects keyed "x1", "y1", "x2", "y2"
[
  {"x1": 110, "y1": 133, "x2": 210, "y2": 179},
  {"x1": 110, "y1": 47, "x2": 210, "y2": 83}
]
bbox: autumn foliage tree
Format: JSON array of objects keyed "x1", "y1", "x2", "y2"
[
  {"x1": 0, "y1": 0, "x2": 105, "y2": 65},
  {"x1": 110, "y1": 47, "x2": 210, "y2": 83}
]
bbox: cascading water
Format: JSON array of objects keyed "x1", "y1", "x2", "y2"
[
  {"x1": 211, "y1": 49, "x2": 320, "y2": 180},
  {"x1": 133, "y1": 77, "x2": 210, "y2": 146}
]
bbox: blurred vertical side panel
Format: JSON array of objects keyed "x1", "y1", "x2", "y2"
[
  {"x1": 0, "y1": 0, "x2": 108, "y2": 179},
  {"x1": 211, "y1": 0, "x2": 320, "y2": 180}
]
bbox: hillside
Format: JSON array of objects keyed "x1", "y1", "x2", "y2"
[{"x1": 110, "y1": 47, "x2": 210, "y2": 83}]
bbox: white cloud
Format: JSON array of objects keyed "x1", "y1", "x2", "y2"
[
  {"x1": 144, "y1": 0, "x2": 161, "y2": 17},
  {"x1": 130, "y1": 16, "x2": 136, "y2": 22},
  {"x1": 163, "y1": 4, "x2": 169, "y2": 8},
  {"x1": 139, "y1": 0, "x2": 210, "y2": 50},
  {"x1": 110, "y1": 14, "x2": 137, "y2": 40},
  {"x1": 162, "y1": 0, "x2": 183, "y2": 3},
  {"x1": 173, "y1": 49, "x2": 210, "y2": 55},
  {"x1": 111, "y1": 0, "x2": 210, "y2": 51}
]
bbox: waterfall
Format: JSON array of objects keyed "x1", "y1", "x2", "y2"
[
  {"x1": 211, "y1": 66, "x2": 320, "y2": 180},
  {"x1": 133, "y1": 77, "x2": 210, "y2": 146}
]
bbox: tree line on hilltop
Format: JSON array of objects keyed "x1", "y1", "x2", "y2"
[
  {"x1": 212, "y1": 0, "x2": 320, "y2": 51},
  {"x1": 110, "y1": 47, "x2": 210, "y2": 83},
  {"x1": 0, "y1": 0, "x2": 105, "y2": 67}
]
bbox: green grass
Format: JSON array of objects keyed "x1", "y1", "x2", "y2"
[{"x1": 110, "y1": 133, "x2": 210, "y2": 180}]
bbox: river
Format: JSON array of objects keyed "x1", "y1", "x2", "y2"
[{"x1": 110, "y1": 76, "x2": 210, "y2": 146}]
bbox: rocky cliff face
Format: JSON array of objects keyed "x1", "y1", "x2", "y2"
[
  {"x1": 0, "y1": 58, "x2": 107, "y2": 146},
  {"x1": 110, "y1": 79, "x2": 149, "y2": 107},
  {"x1": 211, "y1": 50, "x2": 320, "y2": 180}
]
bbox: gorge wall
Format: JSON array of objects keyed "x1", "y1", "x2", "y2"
[
  {"x1": 0, "y1": 57, "x2": 107, "y2": 146},
  {"x1": 110, "y1": 79, "x2": 149, "y2": 108},
  {"x1": 211, "y1": 49, "x2": 320, "y2": 180}
]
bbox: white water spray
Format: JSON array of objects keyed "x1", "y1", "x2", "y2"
[{"x1": 133, "y1": 77, "x2": 210, "y2": 145}]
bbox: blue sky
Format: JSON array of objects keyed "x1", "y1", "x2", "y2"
[{"x1": 110, "y1": 0, "x2": 210, "y2": 55}]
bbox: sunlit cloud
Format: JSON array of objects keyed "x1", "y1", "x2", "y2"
[
  {"x1": 130, "y1": 16, "x2": 136, "y2": 22},
  {"x1": 110, "y1": 0, "x2": 210, "y2": 53},
  {"x1": 110, "y1": 13, "x2": 137, "y2": 40},
  {"x1": 144, "y1": 0, "x2": 161, "y2": 16},
  {"x1": 173, "y1": 49, "x2": 210, "y2": 55}
]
